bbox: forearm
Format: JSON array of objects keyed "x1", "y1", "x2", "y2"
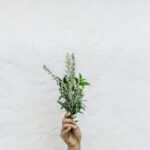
[{"x1": 68, "y1": 144, "x2": 80, "y2": 150}]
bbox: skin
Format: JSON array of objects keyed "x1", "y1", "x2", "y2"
[{"x1": 60, "y1": 112, "x2": 82, "y2": 150}]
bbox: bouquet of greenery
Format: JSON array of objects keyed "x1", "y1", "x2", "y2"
[{"x1": 43, "y1": 52, "x2": 90, "y2": 119}]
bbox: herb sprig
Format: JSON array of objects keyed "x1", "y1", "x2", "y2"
[{"x1": 43, "y1": 52, "x2": 90, "y2": 119}]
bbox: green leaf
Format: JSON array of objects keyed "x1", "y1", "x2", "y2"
[
  {"x1": 81, "y1": 78, "x2": 86, "y2": 81},
  {"x1": 82, "y1": 99, "x2": 87, "y2": 101},
  {"x1": 79, "y1": 73, "x2": 82, "y2": 79},
  {"x1": 81, "y1": 105, "x2": 86, "y2": 110},
  {"x1": 58, "y1": 95, "x2": 64, "y2": 100},
  {"x1": 74, "y1": 77, "x2": 79, "y2": 84},
  {"x1": 57, "y1": 100, "x2": 64, "y2": 106},
  {"x1": 80, "y1": 82, "x2": 90, "y2": 86},
  {"x1": 63, "y1": 76, "x2": 67, "y2": 84}
]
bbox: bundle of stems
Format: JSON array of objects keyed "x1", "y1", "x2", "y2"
[{"x1": 43, "y1": 52, "x2": 90, "y2": 119}]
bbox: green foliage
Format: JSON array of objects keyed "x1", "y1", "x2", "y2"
[{"x1": 43, "y1": 52, "x2": 90, "y2": 119}]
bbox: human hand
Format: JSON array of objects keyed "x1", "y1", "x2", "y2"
[{"x1": 60, "y1": 112, "x2": 82, "y2": 149}]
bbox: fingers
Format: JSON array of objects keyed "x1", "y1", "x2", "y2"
[
  {"x1": 62, "y1": 118, "x2": 76, "y2": 125},
  {"x1": 61, "y1": 112, "x2": 77, "y2": 132},
  {"x1": 63, "y1": 123, "x2": 77, "y2": 129},
  {"x1": 63, "y1": 112, "x2": 76, "y2": 125},
  {"x1": 61, "y1": 127, "x2": 71, "y2": 137},
  {"x1": 60, "y1": 112, "x2": 82, "y2": 143}
]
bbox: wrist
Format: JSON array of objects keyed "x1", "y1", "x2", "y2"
[{"x1": 68, "y1": 143, "x2": 80, "y2": 150}]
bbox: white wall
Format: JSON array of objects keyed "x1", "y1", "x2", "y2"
[{"x1": 0, "y1": 0, "x2": 150, "y2": 150}]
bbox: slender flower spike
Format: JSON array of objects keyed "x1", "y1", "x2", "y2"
[{"x1": 43, "y1": 52, "x2": 90, "y2": 119}]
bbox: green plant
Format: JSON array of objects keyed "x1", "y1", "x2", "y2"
[{"x1": 43, "y1": 52, "x2": 90, "y2": 119}]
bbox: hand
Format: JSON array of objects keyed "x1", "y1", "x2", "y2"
[{"x1": 60, "y1": 112, "x2": 82, "y2": 149}]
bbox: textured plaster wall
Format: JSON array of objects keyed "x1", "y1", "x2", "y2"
[{"x1": 0, "y1": 0, "x2": 150, "y2": 150}]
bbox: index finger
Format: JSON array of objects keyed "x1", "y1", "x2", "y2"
[{"x1": 64, "y1": 112, "x2": 71, "y2": 118}]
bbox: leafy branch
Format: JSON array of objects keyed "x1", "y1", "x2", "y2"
[{"x1": 43, "y1": 52, "x2": 90, "y2": 119}]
